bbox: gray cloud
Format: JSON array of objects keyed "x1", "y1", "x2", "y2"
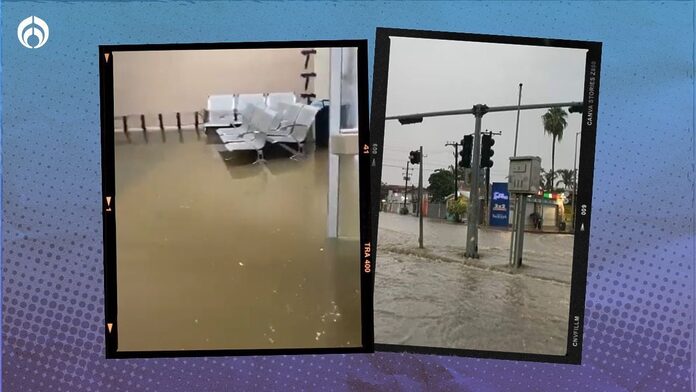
[{"x1": 382, "y1": 36, "x2": 587, "y2": 185}]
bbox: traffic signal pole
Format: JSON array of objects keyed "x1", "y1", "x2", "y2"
[
  {"x1": 453, "y1": 144, "x2": 458, "y2": 201},
  {"x1": 465, "y1": 106, "x2": 485, "y2": 258},
  {"x1": 480, "y1": 130, "x2": 500, "y2": 226},
  {"x1": 418, "y1": 146, "x2": 424, "y2": 248},
  {"x1": 445, "y1": 141, "x2": 462, "y2": 200},
  {"x1": 485, "y1": 167, "x2": 490, "y2": 225},
  {"x1": 386, "y1": 100, "x2": 583, "y2": 259},
  {"x1": 403, "y1": 161, "x2": 410, "y2": 211}
]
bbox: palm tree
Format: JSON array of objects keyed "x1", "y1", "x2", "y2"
[
  {"x1": 555, "y1": 169, "x2": 575, "y2": 190},
  {"x1": 540, "y1": 168, "x2": 555, "y2": 190},
  {"x1": 541, "y1": 108, "x2": 568, "y2": 186}
]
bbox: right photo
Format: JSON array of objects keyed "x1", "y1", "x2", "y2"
[{"x1": 371, "y1": 28, "x2": 601, "y2": 361}]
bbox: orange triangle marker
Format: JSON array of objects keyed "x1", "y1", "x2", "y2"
[
  {"x1": 105, "y1": 53, "x2": 110, "y2": 63},
  {"x1": 107, "y1": 323, "x2": 113, "y2": 333}
]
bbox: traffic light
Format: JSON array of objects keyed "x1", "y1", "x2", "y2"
[
  {"x1": 459, "y1": 135, "x2": 473, "y2": 168},
  {"x1": 398, "y1": 116, "x2": 424, "y2": 125},
  {"x1": 568, "y1": 104, "x2": 584, "y2": 114},
  {"x1": 480, "y1": 134, "x2": 495, "y2": 168},
  {"x1": 409, "y1": 150, "x2": 421, "y2": 164}
]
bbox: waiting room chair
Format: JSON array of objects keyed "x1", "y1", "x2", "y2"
[
  {"x1": 217, "y1": 105, "x2": 280, "y2": 141},
  {"x1": 205, "y1": 95, "x2": 236, "y2": 127},
  {"x1": 266, "y1": 92, "x2": 296, "y2": 111},
  {"x1": 267, "y1": 104, "x2": 320, "y2": 160},
  {"x1": 222, "y1": 131, "x2": 268, "y2": 165},
  {"x1": 236, "y1": 94, "x2": 266, "y2": 116}
]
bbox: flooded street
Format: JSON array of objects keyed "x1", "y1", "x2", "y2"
[
  {"x1": 375, "y1": 212, "x2": 572, "y2": 355},
  {"x1": 114, "y1": 131, "x2": 361, "y2": 351}
]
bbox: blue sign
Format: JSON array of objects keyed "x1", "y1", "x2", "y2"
[{"x1": 490, "y1": 182, "x2": 510, "y2": 226}]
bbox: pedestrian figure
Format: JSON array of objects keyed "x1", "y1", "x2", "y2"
[{"x1": 530, "y1": 211, "x2": 542, "y2": 230}]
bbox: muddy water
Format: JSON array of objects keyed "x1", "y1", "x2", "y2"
[
  {"x1": 114, "y1": 132, "x2": 361, "y2": 351},
  {"x1": 375, "y1": 212, "x2": 571, "y2": 355}
]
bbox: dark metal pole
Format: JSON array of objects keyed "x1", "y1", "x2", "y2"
[
  {"x1": 509, "y1": 196, "x2": 518, "y2": 265},
  {"x1": 513, "y1": 83, "x2": 523, "y2": 156},
  {"x1": 158, "y1": 113, "x2": 166, "y2": 143},
  {"x1": 465, "y1": 105, "x2": 485, "y2": 258},
  {"x1": 418, "y1": 146, "x2": 424, "y2": 248},
  {"x1": 514, "y1": 195, "x2": 527, "y2": 267},
  {"x1": 446, "y1": 141, "x2": 461, "y2": 201},
  {"x1": 403, "y1": 161, "x2": 410, "y2": 210},
  {"x1": 485, "y1": 167, "x2": 490, "y2": 226},
  {"x1": 510, "y1": 84, "x2": 523, "y2": 263},
  {"x1": 454, "y1": 143, "x2": 459, "y2": 201},
  {"x1": 122, "y1": 116, "x2": 131, "y2": 143},
  {"x1": 140, "y1": 114, "x2": 148, "y2": 143}
]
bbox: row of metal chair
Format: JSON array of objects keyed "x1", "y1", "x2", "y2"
[
  {"x1": 217, "y1": 102, "x2": 320, "y2": 164},
  {"x1": 205, "y1": 92, "x2": 297, "y2": 128},
  {"x1": 113, "y1": 93, "x2": 296, "y2": 134}
]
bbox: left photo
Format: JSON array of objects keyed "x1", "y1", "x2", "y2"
[{"x1": 99, "y1": 41, "x2": 370, "y2": 356}]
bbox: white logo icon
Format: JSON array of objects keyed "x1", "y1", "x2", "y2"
[
  {"x1": 17, "y1": 16, "x2": 49, "y2": 49},
  {"x1": 492, "y1": 191, "x2": 508, "y2": 201}
]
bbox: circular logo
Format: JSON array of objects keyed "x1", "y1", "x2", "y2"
[{"x1": 17, "y1": 16, "x2": 49, "y2": 49}]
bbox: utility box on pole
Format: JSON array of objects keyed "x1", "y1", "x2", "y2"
[
  {"x1": 507, "y1": 156, "x2": 542, "y2": 268},
  {"x1": 508, "y1": 156, "x2": 542, "y2": 194}
]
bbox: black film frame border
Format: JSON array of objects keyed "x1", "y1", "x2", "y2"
[
  {"x1": 99, "y1": 39, "x2": 373, "y2": 359},
  {"x1": 368, "y1": 27, "x2": 602, "y2": 365}
]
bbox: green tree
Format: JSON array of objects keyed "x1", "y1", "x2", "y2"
[
  {"x1": 540, "y1": 168, "x2": 555, "y2": 191},
  {"x1": 447, "y1": 196, "x2": 468, "y2": 220},
  {"x1": 541, "y1": 107, "x2": 568, "y2": 186},
  {"x1": 555, "y1": 169, "x2": 575, "y2": 190},
  {"x1": 427, "y1": 168, "x2": 456, "y2": 202}
]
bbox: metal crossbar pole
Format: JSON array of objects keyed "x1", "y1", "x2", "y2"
[
  {"x1": 385, "y1": 101, "x2": 581, "y2": 121},
  {"x1": 418, "y1": 146, "x2": 424, "y2": 249}
]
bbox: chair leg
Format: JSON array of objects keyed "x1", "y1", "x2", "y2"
[
  {"x1": 253, "y1": 149, "x2": 266, "y2": 165},
  {"x1": 290, "y1": 142, "x2": 306, "y2": 161}
]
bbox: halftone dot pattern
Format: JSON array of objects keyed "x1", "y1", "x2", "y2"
[{"x1": 1, "y1": 1, "x2": 694, "y2": 391}]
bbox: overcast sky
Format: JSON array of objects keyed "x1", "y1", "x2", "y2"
[{"x1": 382, "y1": 36, "x2": 587, "y2": 185}]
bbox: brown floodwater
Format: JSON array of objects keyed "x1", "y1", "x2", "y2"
[
  {"x1": 114, "y1": 130, "x2": 361, "y2": 351},
  {"x1": 374, "y1": 212, "x2": 571, "y2": 355}
]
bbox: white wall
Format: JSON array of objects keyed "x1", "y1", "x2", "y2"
[
  {"x1": 113, "y1": 48, "x2": 312, "y2": 116},
  {"x1": 314, "y1": 48, "x2": 330, "y2": 101}
]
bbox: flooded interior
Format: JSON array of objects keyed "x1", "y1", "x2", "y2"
[{"x1": 114, "y1": 131, "x2": 361, "y2": 351}]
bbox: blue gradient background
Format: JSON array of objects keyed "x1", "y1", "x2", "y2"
[{"x1": 2, "y1": 1, "x2": 694, "y2": 391}]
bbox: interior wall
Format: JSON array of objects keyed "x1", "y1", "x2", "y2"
[
  {"x1": 113, "y1": 48, "x2": 311, "y2": 116},
  {"x1": 314, "y1": 48, "x2": 331, "y2": 101}
]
